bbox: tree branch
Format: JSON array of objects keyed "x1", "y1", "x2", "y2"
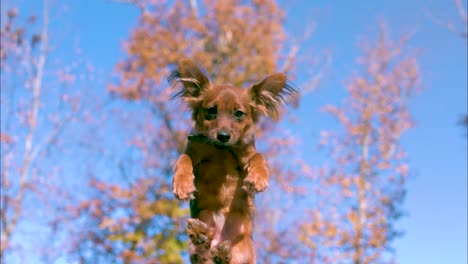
[{"x1": 2, "y1": 0, "x2": 49, "y2": 255}]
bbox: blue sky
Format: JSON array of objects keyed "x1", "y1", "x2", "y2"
[{"x1": 6, "y1": 0, "x2": 467, "y2": 263}]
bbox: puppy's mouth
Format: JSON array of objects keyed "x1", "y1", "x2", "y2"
[{"x1": 187, "y1": 134, "x2": 232, "y2": 149}]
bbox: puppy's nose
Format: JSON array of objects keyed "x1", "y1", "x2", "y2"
[{"x1": 217, "y1": 131, "x2": 231, "y2": 143}]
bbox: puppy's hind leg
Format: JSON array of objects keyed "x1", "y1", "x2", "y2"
[
  {"x1": 211, "y1": 236, "x2": 255, "y2": 264},
  {"x1": 211, "y1": 240, "x2": 232, "y2": 264},
  {"x1": 229, "y1": 236, "x2": 255, "y2": 264},
  {"x1": 187, "y1": 218, "x2": 215, "y2": 263}
]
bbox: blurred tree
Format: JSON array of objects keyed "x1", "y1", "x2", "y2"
[
  {"x1": 301, "y1": 25, "x2": 421, "y2": 264},
  {"x1": 1, "y1": 1, "x2": 84, "y2": 262},
  {"x1": 66, "y1": 0, "x2": 307, "y2": 263}
]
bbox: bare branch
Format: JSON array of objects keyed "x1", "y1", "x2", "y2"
[
  {"x1": 107, "y1": 0, "x2": 146, "y2": 13},
  {"x1": 456, "y1": 0, "x2": 468, "y2": 23},
  {"x1": 303, "y1": 51, "x2": 331, "y2": 94},
  {"x1": 2, "y1": 0, "x2": 49, "y2": 253},
  {"x1": 280, "y1": 23, "x2": 316, "y2": 73},
  {"x1": 427, "y1": 0, "x2": 467, "y2": 39},
  {"x1": 29, "y1": 114, "x2": 73, "y2": 163},
  {"x1": 189, "y1": 0, "x2": 199, "y2": 18}
]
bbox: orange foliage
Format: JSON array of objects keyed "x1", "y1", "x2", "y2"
[{"x1": 301, "y1": 25, "x2": 421, "y2": 263}]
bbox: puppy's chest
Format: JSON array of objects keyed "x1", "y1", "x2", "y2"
[
  {"x1": 193, "y1": 149, "x2": 244, "y2": 183},
  {"x1": 192, "y1": 148, "x2": 245, "y2": 204}
]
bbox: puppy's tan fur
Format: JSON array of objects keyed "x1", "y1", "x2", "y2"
[{"x1": 170, "y1": 59, "x2": 297, "y2": 264}]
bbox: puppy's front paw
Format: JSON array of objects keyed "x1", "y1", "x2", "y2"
[
  {"x1": 173, "y1": 174, "x2": 196, "y2": 200},
  {"x1": 243, "y1": 165, "x2": 269, "y2": 195}
]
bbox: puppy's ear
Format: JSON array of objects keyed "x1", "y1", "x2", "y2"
[
  {"x1": 169, "y1": 59, "x2": 211, "y2": 104},
  {"x1": 249, "y1": 73, "x2": 298, "y2": 120}
]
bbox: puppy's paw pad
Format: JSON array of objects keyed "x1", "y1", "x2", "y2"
[
  {"x1": 212, "y1": 240, "x2": 232, "y2": 264},
  {"x1": 243, "y1": 176, "x2": 269, "y2": 195},
  {"x1": 242, "y1": 179, "x2": 256, "y2": 196},
  {"x1": 187, "y1": 218, "x2": 212, "y2": 246}
]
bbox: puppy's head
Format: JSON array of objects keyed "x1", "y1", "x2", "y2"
[{"x1": 169, "y1": 59, "x2": 297, "y2": 147}]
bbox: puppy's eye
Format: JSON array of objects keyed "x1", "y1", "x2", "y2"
[
  {"x1": 234, "y1": 110, "x2": 245, "y2": 120},
  {"x1": 205, "y1": 107, "x2": 217, "y2": 120}
]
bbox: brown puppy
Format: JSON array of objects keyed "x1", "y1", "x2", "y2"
[{"x1": 169, "y1": 59, "x2": 297, "y2": 264}]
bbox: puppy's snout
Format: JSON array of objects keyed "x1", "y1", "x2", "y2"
[{"x1": 217, "y1": 131, "x2": 231, "y2": 143}]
